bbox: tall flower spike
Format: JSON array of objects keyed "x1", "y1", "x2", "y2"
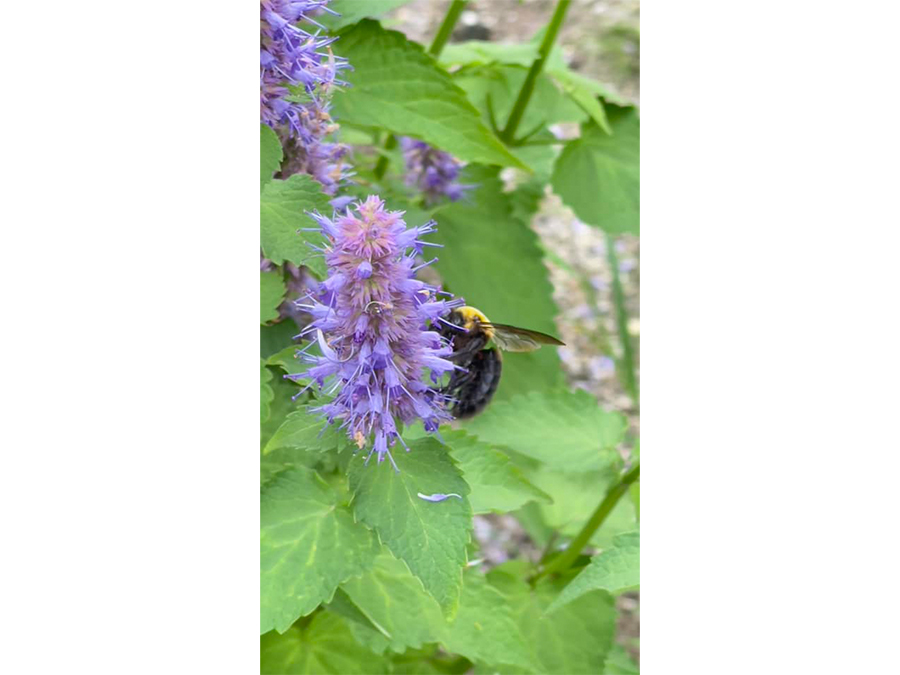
[
  {"x1": 401, "y1": 137, "x2": 473, "y2": 205},
  {"x1": 290, "y1": 196, "x2": 464, "y2": 469},
  {"x1": 260, "y1": 0, "x2": 351, "y2": 193}
]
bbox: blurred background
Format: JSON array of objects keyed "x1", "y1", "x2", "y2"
[{"x1": 389, "y1": 0, "x2": 641, "y2": 665}]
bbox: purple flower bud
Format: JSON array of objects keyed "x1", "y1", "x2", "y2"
[
  {"x1": 294, "y1": 196, "x2": 464, "y2": 469},
  {"x1": 400, "y1": 138, "x2": 473, "y2": 205}
]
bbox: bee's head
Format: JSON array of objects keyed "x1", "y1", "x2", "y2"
[{"x1": 454, "y1": 306, "x2": 494, "y2": 340}]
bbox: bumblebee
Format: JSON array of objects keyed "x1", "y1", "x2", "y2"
[{"x1": 439, "y1": 306, "x2": 565, "y2": 419}]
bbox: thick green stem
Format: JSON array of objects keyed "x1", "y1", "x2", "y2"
[
  {"x1": 606, "y1": 232, "x2": 639, "y2": 405},
  {"x1": 372, "y1": 1, "x2": 467, "y2": 180},
  {"x1": 532, "y1": 462, "x2": 639, "y2": 582},
  {"x1": 499, "y1": 0, "x2": 571, "y2": 144}
]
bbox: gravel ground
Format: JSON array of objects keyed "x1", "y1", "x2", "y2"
[{"x1": 390, "y1": 0, "x2": 641, "y2": 664}]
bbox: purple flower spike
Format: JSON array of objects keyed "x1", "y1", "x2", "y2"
[
  {"x1": 260, "y1": 0, "x2": 351, "y2": 193},
  {"x1": 401, "y1": 138, "x2": 473, "y2": 205},
  {"x1": 294, "y1": 196, "x2": 464, "y2": 469}
]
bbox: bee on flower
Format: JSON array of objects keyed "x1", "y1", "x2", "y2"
[{"x1": 287, "y1": 196, "x2": 465, "y2": 470}]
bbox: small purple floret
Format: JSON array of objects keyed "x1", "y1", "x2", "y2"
[
  {"x1": 417, "y1": 492, "x2": 463, "y2": 502},
  {"x1": 291, "y1": 196, "x2": 464, "y2": 469}
]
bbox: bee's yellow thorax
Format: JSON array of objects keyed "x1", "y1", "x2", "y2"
[{"x1": 457, "y1": 306, "x2": 494, "y2": 340}]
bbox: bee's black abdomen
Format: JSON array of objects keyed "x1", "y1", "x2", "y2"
[{"x1": 453, "y1": 348, "x2": 502, "y2": 419}]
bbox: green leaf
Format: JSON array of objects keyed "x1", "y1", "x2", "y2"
[
  {"x1": 261, "y1": 468, "x2": 380, "y2": 634},
  {"x1": 263, "y1": 409, "x2": 346, "y2": 456},
  {"x1": 443, "y1": 570, "x2": 533, "y2": 671},
  {"x1": 260, "y1": 174, "x2": 332, "y2": 277},
  {"x1": 261, "y1": 360, "x2": 274, "y2": 424},
  {"x1": 332, "y1": 20, "x2": 524, "y2": 169},
  {"x1": 465, "y1": 389, "x2": 626, "y2": 472},
  {"x1": 444, "y1": 430, "x2": 551, "y2": 514},
  {"x1": 318, "y1": 0, "x2": 415, "y2": 30},
  {"x1": 431, "y1": 165, "x2": 563, "y2": 400},
  {"x1": 261, "y1": 612, "x2": 389, "y2": 675},
  {"x1": 340, "y1": 552, "x2": 446, "y2": 653},
  {"x1": 546, "y1": 531, "x2": 640, "y2": 615},
  {"x1": 551, "y1": 105, "x2": 640, "y2": 235},
  {"x1": 485, "y1": 569, "x2": 617, "y2": 674},
  {"x1": 260, "y1": 271, "x2": 286, "y2": 324},
  {"x1": 347, "y1": 437, "x2": 472, "y2": 614},
  {"x1": 564, "y1": 84, "x2": 611, "y2": 135},
  {"x1": 439, "y1": 41, "x2": 539, "y2": 68},
  {"x1": 260, "y1": 124, "x2": 283, "y2": 192}
]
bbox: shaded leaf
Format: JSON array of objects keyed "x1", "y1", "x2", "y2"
[
  {"x1": 260, "y1": 612, "x2": 389, "y2": 675},
  {"x1": 546, "y1": 531, "x2": 640, "y2": 615},
  {"x1": 332, "y1": 20, "x2": 524, "y2": 169},
  {"x1": 348, "y1": 437, "x2": 472, "y2": 614},
  {"x1": 261, "y1": 468, "x2": 380, "y2": 634},
  {"x1": 260, "y1": 174, "x2": 332, "y2": 277}
]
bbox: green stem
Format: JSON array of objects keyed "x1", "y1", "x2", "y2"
[
  {"x1": 372, "y1": 1, "x2": 467, "y2": 180},
  {"x1": 428, "y1": 0, "x2": 468, "y2": 56},
  {"x1": 532, "y1": 462, "x2": 640, "y2": 582},
  {"x1": 499, "y1": 0, "x2": 571, "y2": 144},
  {"x1": 605, "y1": 232, "x2": 639, "y2": 405}
]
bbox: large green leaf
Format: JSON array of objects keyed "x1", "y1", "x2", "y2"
[
  {"x1": 444, "y1": 430, "x2": 550, "y2": 514},
  {"x1": 260, "y1": 612, "x2": 389, "y2": 675},
  {"x1": 260, "y1": 124, "x2": 283, "y2": 192},
  {"x1": 332, "y1": 20, "x2": 524, "y2": 169},
  {"x1": 546, "y1": 531, "x2": 640, "y2": 615},
  {"x1": 431, "y1": 165, "x2": 563, "y2": 400},
  {"x1": 603, "y1": 644, "x2": 641, "y2": 675},
  {"x1": 551, "y1": 106, "x2": 640, "y2": 235},
  {"x1": 260, "y1": 270, "x2": 286, "y2": 324},
  {"x1": 347, "y1": 437, "x2": 472, "y2": 614},
  {"x1": 340, "y1": 552, "x2": 446, "y2": 653},
  {"x1": 485, "y1": 569, "x2": 617, "y2": 674},
  {"x1": 465, "y1": 389, "x2": 626, "y2": 472},
  {"x1": 319, "y1": 0, "x2": 416, "y2": 30},
  {"x1": 261, "y1": 468, "x2": 380, "y2": 634},
  {"x1": 260, "y1": 174, "x2": 332, "y2": 277}
]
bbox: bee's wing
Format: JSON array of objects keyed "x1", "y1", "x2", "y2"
[{"x1": 485, "y1": 323, "x2": 565, "y2": 352}]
